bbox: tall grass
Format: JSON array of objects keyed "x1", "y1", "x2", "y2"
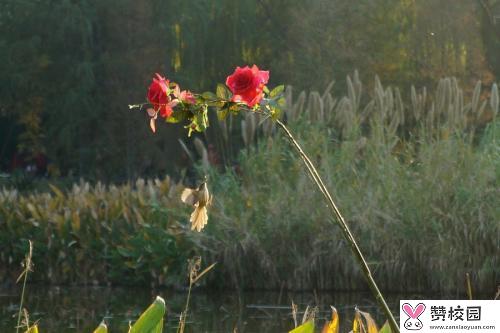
[{"x1": 191, "y1": 73, "x2": 499, "y2": 294}]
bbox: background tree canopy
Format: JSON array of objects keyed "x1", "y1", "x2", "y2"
[{"x1": 1, "y1": 0, "x2": 499, "y2": 181}]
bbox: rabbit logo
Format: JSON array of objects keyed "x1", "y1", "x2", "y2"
[{"x1": 402, "y1": 303, "x2": 426, "y2": 330}]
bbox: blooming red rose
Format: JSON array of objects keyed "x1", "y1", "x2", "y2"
[
  {"x1": 225, "y1": 65, "x2": 269, "y2": 107},
  {"x1": 147, "y1": 73, "x2": 175, "y2": 118}
]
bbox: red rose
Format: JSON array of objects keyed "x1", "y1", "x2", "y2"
[
  {"x1": 225, "y1": 65, "x2": 269, "y2": 107},
  {"x1": 147, "y1": 73, "x2": 175, "y2": 118}
]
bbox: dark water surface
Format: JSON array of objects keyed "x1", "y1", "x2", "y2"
[{"x1": 0, "y1": 285, "x2": 413, "y2": 332}]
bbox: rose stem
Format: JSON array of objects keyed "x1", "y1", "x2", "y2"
[{"x1": 275, "y1": 119, "x2": 400, "y2": 333}]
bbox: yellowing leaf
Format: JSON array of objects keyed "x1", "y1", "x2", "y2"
[
  {"x1": 359, "y1": 309, "x2": 378, "y2": 333},
  {"x1": 353, "y1": 308, "x2": 378, "y2": 333},
  {"x1": 322, "y1": 306, "x2": 339, "y2": 333},
  {"x1": 289, "y1": 320, "x2": 314, "y2": 333},
  {"x1": 353, "y1": 309, "x2": 363, "y2": 333}
]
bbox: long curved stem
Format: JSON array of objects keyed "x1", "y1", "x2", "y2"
[{"x1": 276, "y1": 119, "x2": 400, "y2": 333}]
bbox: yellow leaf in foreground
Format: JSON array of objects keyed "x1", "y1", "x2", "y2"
[
  {"x1": 378, "y1": 321, "x2": 392, "y2": 333},
  {"x1": 129, "y1": 296, "x2": 166, "y2": 333},
  {"x1": 321, "y1": 306, "x2": 339, "y2": 333},
  {"x1": 353, "y1": 308, "x2": 378, "y2": 333},
  {"x1": 289, "y1": 320, "x2": 315, "y2": 333},
  {"x1": 25, "y1": 325, "x2": 39, "y2": 333},
  {"x1": 93, "y1": 321, "x2": 108, "y2": 333}
]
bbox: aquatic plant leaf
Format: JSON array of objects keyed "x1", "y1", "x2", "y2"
[
  {"x1": 359, "y1": 309, "x2": 378, "y2": 333},
  {"x1": 321, "y1": 306, "x2": 339, "y2": 333},
  {"x1": 25, "y1": 325, "x2": 39, "y2": 333},
  {"x1": 151, "y1": 318, "x2": 163, "y2": 333},
  {"x1": 378, "y1": 321, "x2": 392, "y2": 333},
  {"x1": 353, "y1": 309, "x2": 363, "y2": 333},
  {"x1": 289, "y1": 320, "x2": 314, "y2": 333},
  {"x1": 129, "y1": 296, "x2": 166, "y2": 333},
  {"x1": 93, "y1": 321, "x2": 107, "y2": 333},
  {"x1": 353, "y1": 308, "x2": 378, "y2": 333}
]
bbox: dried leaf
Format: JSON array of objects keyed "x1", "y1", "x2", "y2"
[
  {"x1": 150, "y1": 118, "x2": 156, "y2": 133},
  {"x1": 147, "y1": 108, "x2": 156, "y2": 117}
]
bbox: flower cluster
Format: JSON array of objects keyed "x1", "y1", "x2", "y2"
[{"x1": 140, "y1": 65, "x2": 285, "y2": 135}]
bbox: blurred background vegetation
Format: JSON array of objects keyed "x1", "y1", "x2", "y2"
[
  {"x1": 1, "y1": 71, "x2": 498, "y2": 293},
  {"x1": 0, "y1": 0, "x2": 499, "y2": 295},
  {"x1": 1, "y1": 0, "x2": 500, "y2": 180}
]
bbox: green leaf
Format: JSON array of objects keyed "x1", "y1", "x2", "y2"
[
  {"x1": 216, "y1": 84, "x2": 231, "y2": 100},
  {"x1": 270, "y1": 106, "x2": 282, "y2": 121},
  {"x1": 263, "y1": 86, "x2": 270, "y2": 94},
  {"x1": 289, "y1": 320, "x2": 314, "y2": 333},
  {"x1": 217, "y1": 107, "x2": 229, "y2": 121},
  {"x1": 151, "y1": 318, "x2": 163, "y2": 333},
  {"x1": 93, "y1": 322, "x2": 107, "y2": 333},
  {"x1": 165, "y1": 109, "x2": 188, "y2": 124},
  {"x1": 186, "y1": 105, "x2": 209, "y2": 136},
  {"x1": 277, "y1": 96, "x2": 286, "y2": 107},
  {"x1": 201, "y1": 91, "x2": 224, "y2": 107},
  {"x1": 270, "y1": 85, "x2": 285, "y2": 98},
  {"x1": 129, "y1": 296, "x2": 166, "y2": 333},
  {"x1": 378, "y1": 321, "x2": 392, "y2": 333},
  {"x1": 201, "y1": 91, "x2": 217, "y2": 100}
]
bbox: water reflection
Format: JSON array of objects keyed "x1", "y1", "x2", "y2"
[{"x1": 1, "y1": 286, "x2": 412, "y2": 332}]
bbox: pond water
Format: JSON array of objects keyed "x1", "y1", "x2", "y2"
[{"x1": 0, "y1": 286, "x2": 413, "y2": 332}]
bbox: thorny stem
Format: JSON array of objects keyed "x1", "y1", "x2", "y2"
[{"x1": 275, "y1": 119, "x2": 400, "y2": 333}]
